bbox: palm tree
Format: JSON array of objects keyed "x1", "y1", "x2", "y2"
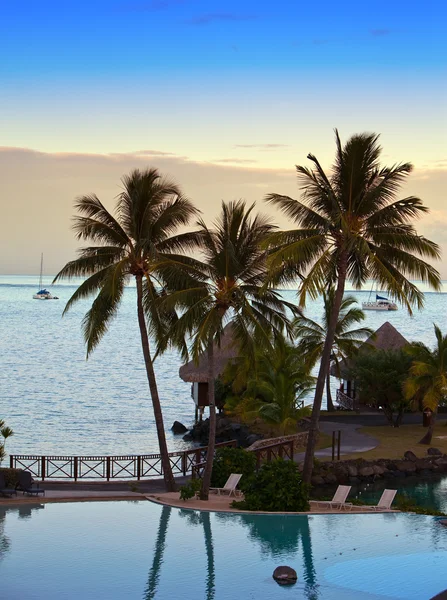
[
  {"x1": 405, "y1": 324, "x2": 447, "y2": 444},
  {"x1": 162, "y1": 200, "x2": 298, "y2": 499},
  {"x1": 294, "y1": 289, "x2": 373, "y2": 411},
  {"x1": 265, "y1": 130, "x2": 441, "y2": 483},
  {"x1": 0, "y1": 420, "x2": 14, "y2": 466},
  {"x1": 243, "y1": 334, "x2": 314, "y2": 433},
  {"x1": 53, "y1": 168, "x2": 200, "y2": 492}
]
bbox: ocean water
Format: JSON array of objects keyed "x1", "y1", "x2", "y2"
[{"x1": 0, "y1": 276, "x2": 446, "y2": 457}]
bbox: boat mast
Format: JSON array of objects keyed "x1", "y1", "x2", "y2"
[{"x1": 39, "y1": 253, "x2": 43, "y2": 290}]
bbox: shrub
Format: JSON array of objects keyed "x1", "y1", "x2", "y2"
[
  {"x1": 0, "y1": 468, "x2": 21, "y2": 488},
  {"x1": 211, "y1": 447, "x2": 256, "y2": 490},
  {"x1": 179, "y1": 479, "x2": 202, "y2": 501},
  {"x1": 232, "y1": 459, "x2": 309, "y2": 512}
]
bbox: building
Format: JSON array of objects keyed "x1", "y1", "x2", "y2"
[
  {"x1": 330, "y1": 321, "x2": 409, "y2": 410},
  {"x1": 179, "y1": 325, "x2": 239, "y2": 420}
]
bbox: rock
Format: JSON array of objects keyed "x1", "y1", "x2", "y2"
[
  {"x1": 324, "y1": 473, "x2": 338, "y2": 484},
  {"x1": 435, "y1": 458, "x2": 447, "y2": 472},
  {"x1": 404, "y1": 450, "x2": 418, "y2": 462},
  {"x1": 272, "y1": 566, "x2": 297, "y2": 585},
  {"x1": 395, "y1": 461, "x2": 417, "y2": 473},
  {"x1": 372, "y1": 465, "x2": 385, "y2": 476},
  {"x1": 359, "y1": 467, "x2": 374, "y2": 477},
  {"x1": 245, "y1": 434, "x2": 262, "y2": 446},
  {"x1": 438, "y1": 520, "x2": 447, "y2": 527},
  {"x1": 428, "y1": 447, "x2": 442, "y2": 456},
  {"x1": 230, "y1": 423, "x2": 241, "y2": 432},
  {"x1": 429, "y1": 588, "x2": 447, "y2": 600},
  {"x1": 415, "y1": 459, "x2": 434, "y2": 471},
  {"x1": 171, "y1": 421, "x2": 188, "y2": 434},
  {"x1": 311, "y1": 475, "x2": 325, "y2": 486},
  {"x1": 346, "y1": 465, "x2": 358, "y2": 477},
  {"x1": 182, "y1": 433, "x2": 193, "y2": 441},
  {"x1": 349, "y1": 477, "x2": 361, "y2": 484}
]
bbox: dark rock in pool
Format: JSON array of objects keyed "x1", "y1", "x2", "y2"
[
  {"x1": 171, "y1": 421, "x2": 188, "y2": 434},
  {"x1": 428, "y1": 447, "x2": 442, "y2": 456},
  {"x1": 429, "y1": 590, "x2": 447, "y2": 600},
  {"x1": 182, "y1": 432, "x2": 193, "y2": 441},
  {"x1": 272, "y1": 566, "x2": 297, "y2": 585}
]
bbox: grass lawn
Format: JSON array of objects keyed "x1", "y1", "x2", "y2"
[{"x1": 340, "y1": 423, "x2": 447, "y2": 461}]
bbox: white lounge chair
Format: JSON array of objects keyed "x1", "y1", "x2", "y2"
[
  {"x1": 310, "y1": 485, "x2": 352, "y2": 511},
  {"x1": 365, "y1": 489, "x2": 397, "y2": 511},
  {"x1": 209, "y1": 473, "x2": 243, "y2": 497}
]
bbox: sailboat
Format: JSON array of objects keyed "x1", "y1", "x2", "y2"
[
  {"x1": 33, "y1": 254, "x2": 59, "y2": 300},
  {"x1": 362, "y1": 293, "x2": 397, "y2": 311}
]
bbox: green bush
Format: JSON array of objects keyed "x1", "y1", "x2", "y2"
[
  {"x1": 232, "y1": 459, "x2": 309, "y2": 512},
  {"x1": 211, "y1": 447, "x2": 256, "y2": 490},
  {"x1": 395, "y1": 494, "x2": 447, "y2": 516},
  {"x1": 179, "y1": 479, "x2": 202, "y2": 501},
  {"x1": 0, "y1": 468, "x2": 21, "y2": 488}
]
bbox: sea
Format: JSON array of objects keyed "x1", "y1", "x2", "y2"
[{"x1": 0, "y1": 276, "x2": 445, "y2": 458}]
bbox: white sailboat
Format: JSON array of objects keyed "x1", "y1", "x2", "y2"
[
  {"x1": 362, "y1": 293, "x2": 397, "y2": 311},
  {"x1": 33, "y1": 254, "x2": 59, "y2": 300}
]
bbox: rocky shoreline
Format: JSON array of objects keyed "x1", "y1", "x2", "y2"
[
  {"x1": 309, "y1": 449, "x2": 447, "y2": 486},
  {"x1": 172, "y1": 416, "x2": 264, "y2": 448}
]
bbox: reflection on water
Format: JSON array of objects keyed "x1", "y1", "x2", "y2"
[
  {"x1": 217, "y1": 512, "x2": 318, "y2": 599},
  {"x1": 0, "y1": 504, "x2": 45, "y2": 565}
]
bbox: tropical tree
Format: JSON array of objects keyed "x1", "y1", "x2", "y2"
[
  {"x1": 265, "y1": 130, "x2": 441, "y2": 482},
  {"x1": 0, "y1": 419, "x2": 14, "y2": 466},
  {"x1": 162, "y1": 200, "x2": 298, "y2": 499},
  {"x1": 294, "y1": 289, "x2": 373, "y2": 411},
  {"x1": 352, "y1": 349, "x2": 414, "y2": 427},
  {"x1": 235, "y1": 334, "x2": 314, "y2": 433},
  {"x1": 404, "y1": 324, "x2": 447, "y2": 444},
  {"x1": 53, "y1": 168, "x2": 200, "y2": 491}
]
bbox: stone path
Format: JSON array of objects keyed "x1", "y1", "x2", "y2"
[{"x1": 295, "y1": 421, "x2": 378, "y2": 461}]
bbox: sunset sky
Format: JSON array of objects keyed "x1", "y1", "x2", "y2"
[{"x1": 0, "y1": 0, "x2": 446, "y2": 276}]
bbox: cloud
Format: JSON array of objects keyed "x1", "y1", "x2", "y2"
[
  {"x1": 211, "y1": 158, "x2": 258, "y2": 164},
  {"x1": 185, "y1": 13, "x2": 257, "y2": 26},
  {"x1": 1, "y1": 146, "x2": 445, "y2": 277},
  {"x1": 370, "y1": 28, "x2": 391, "y2": 37},
  {"x1": 234, "y1": 144, "x2": 290, "y2": 149}
]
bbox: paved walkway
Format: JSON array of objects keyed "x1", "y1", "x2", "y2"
[{"x1": 295, "y1": 421, "x2": 378, "y2": 461}]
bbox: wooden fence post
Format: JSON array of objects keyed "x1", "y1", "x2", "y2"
[
  {"x1": 74, "y1": 457, "x2": 78, "y2": 482},
  {"x1": 9, "y1": 455, "x2": 13, "y2": 469},
  {"x1": 106, "y1": 456, "x2": 111, "y2": 481},
  {"x1": 41, "y1": 456, "x2": 46, "y2": 481},
  {"x1": 137, "y1": 456, "x2": 141, "y2": 481}
]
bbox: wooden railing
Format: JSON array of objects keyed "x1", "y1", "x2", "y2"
[
  {"x1": 191, "y1": 438, "x2": 296, "y2": 478},
  {"x1": 9, "y1": 440, "x2": 237, "y2": 482},
  {"x1": 336, "y1": 389, "x2": 356, "y2": 410},
  {"x1": 251, "y1": 440, "x2": 295, "y2": 469}
]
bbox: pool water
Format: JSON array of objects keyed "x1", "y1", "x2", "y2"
[{"x1": 1, "y1": 500, "x2": 446, "y2": 600}]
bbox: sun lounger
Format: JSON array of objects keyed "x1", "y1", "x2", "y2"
[
  {"x1": 310, "y1": 485, "x2": 352, "y2": 511},
  {"x1": 0, "y1": 472, "x2": 17, "y2": 498},
  {"x1": 209, "y1": 473, "x2": 242, "y2": 497},
  {"x1": 16, "y1": 471, "x2": 45, "y2": 496},
  {"x1": 365, "y1": 489, "x2": 397, "y2": 511}
]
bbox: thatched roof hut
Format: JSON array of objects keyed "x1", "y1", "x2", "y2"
[
  {"x1": 179, "y1": 325, "x2": 239, "y2": 383},
  {"x1": 330, "y1": 321, "x2": 409, "y2": 379}
]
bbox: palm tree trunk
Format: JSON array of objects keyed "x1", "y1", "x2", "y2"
[
  {"x1": 326, "y1": 371, "x2": 335, "y2": 412},
  {"x1": 302, "y1": 256, "x2": 348, "y2": 484},
  {"x1": 200, "y1": 335, "x2": 216, "y2": 500},
  {"x1": 136, "y1": 275, "x2": 176, "y2": 492},
  {"x1": 419, "y1": 410, "x2": 437, "y2": 444}
]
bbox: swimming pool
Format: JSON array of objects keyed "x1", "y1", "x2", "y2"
[{"x1": 1, "y1": 500, "x2": 446, "y2": 599}]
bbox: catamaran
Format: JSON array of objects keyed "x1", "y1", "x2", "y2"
[
  {"x1": 362, "y1": 294, "x2": 397, "y2": 311},
  {"x1": 33, "y1": 254, "x2": 59, "y2": 300}
]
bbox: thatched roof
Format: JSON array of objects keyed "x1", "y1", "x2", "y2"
[
  {"x1": 179, "y1": 325, "x2": 239, "y2": 383},
  {"x1": 330, "y1": 321, "x2": 409, "y2": 379}
]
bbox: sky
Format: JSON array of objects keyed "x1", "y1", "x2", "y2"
[{"x1": 0, "y1": 0, "x2": 446, "y2": 276}]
